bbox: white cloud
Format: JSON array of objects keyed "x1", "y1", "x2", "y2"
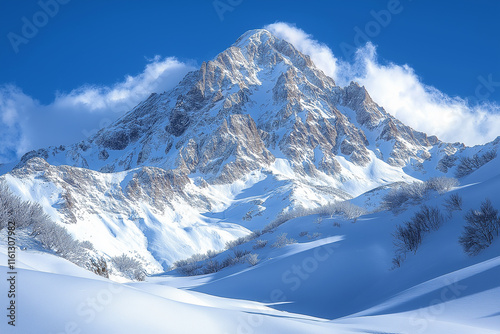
[
  {"x1": 0, "y1": 57, "x2": 195, "y2": 164},
  {"x1": 265, "y1": 22, "x2": 339, "y2": 80},
  {"x1": 264, "y1": 22, "x2": 500, "y2": 146},
  {"x1": 54, "y1": 56, "x2": 194, "y2": 113},
  {"x1": 352, "y1": 44, "x2": 500, "y2": 145}
]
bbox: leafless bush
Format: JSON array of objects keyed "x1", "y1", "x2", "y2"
[
  {"x1": 299, "y1": 231, "x2": 308, "y2": 237},
  {"x1": 393, "y1": 221, "x2": 423, "y2": 254},
  {"x1": 174, "y1": 258, "x2": 203, "y2": 276},
  {"x1": 0, "y1": 181, "x2": 94, "y2": 268},
  {"x1": 308, "y1": 232, "x2": 322, "y2": 240},
  {"x1": 412, "y1": 205, "x2": 445, "y2": 232},
  {"x1": 393, "y1": 205, "x2": 445, "y2": 265},
  {"x1": 252, "y1": 239, "x2": 268, "y2": 249},
  {"x1": 246, "y1": 253, "x2": 259, "y2": 266},
  {"x1": 384, "y1": 178, "x2": 459, "y2": 211},
  {"x1": 87, "y1": 257, "x2": 109, "y2": 278},
  {"x1": 272, "y1": 233, "x2": 297, "y2": 248},
  {"x1": 263, "y1": 201, "x2": 366, "y2": 233},
  {"x1": 443, "y1": 193, "x2": 463, "y2": 213},
  {"x1": 225, "y1": 230, "x2": 262, "y2": 250},
  {"x1": 81, "y1": 240, "x2": 95, "y2": 250},
  {"x1": 221, "y1": 255, "x2": 237, "y2": 268},
  {"x1": 225, "y1": 236, "x2": 247, "y2": 249},
  {"x1": 203, "y1": 259, "x2": 222, "y2": 274},
  {"x1": 111, "y1": 254, "x2": 145, "y2": 281},
  {"x1": 232, "y1": 248, "x2": 250, "y2": 258},
  {"x1": 426, "y1": 177, "x2": 459, "y2": 194},
  {"x1": 383, "y1": 182, "x2": 427, "y2": 210},
  {"x1": 459, "y1": 199, "x2": 500, "y2": 256},
  {"x1": 391, "y1": 253, "x2": 406, "y2": 269},
  {"x1": 317, "y1": 201, "x2": 367, "y2": 219},
  {"x1": 456, "y1": 150, "x2": 497, "y2": 178},
  {"x1": 206, "y1": 249, "x2": 220, "y2": 258}
]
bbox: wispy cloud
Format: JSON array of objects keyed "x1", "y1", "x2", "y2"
[
  {"x1": 0, "y1": 57, "x2": 195, "y2": 164},
  {"x1": 265, "y1": 22, "x2": 500, "y2": 146},
  {"x1": 265, "y1": 22, "x2": 339, "y2": 80}
]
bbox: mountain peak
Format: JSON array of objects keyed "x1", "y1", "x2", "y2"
[{"x1": 233, "y1": 29, "x2": 274, "y2": 47}]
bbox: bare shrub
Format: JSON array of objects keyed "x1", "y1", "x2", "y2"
[
  {"x1": 322, "y1": 201, "x2": 367, "y2": 219},
  {"x1": 173, "y1": 250, "x2": 222, "y2": 276},
  {"x1": 81, "y1": 240, "x2": 95, "y2": 250},
  {"x1": 383, "y1": 182, "x2": 427, "y2": 210},
  {"x1": 225, "y1": 230, "x2": 263, "y2": 250},
  {"x1": 307, "y1": 232, "x2": 322, "y2": 240},
  {"x1": 393, "y1": 205, "x2": 445, "y2": 263},
  {"x1": 262, "y1": 202, "x2": 366, "y2": 233},
  {"x1": 225, "y1": 236, "x2": 247, "y2": 249},
  {"x1": 203, "y1": 259, "x2": 222, "y2": 274},
  {"x1": 426, "y1": 177, "x2": 459, "y2": 194},
  {"x1": 443, "y1": 193, "x2": 463, "y2": 213},
  {"x1": 384, "y1": 178, "x2": 459, "y2": 211},
  {"x1": 246, "y1": 253, "x2": 259, "y2": 266},
  {"x1": 232, "y1": 248, "x2": 250, "y2": 258},
  {"x1": 87, "y1": 257, "x2": 109, "y2": 278},
  {"x1": 111, "y1": 254, "x2": 145, "y2": 281},
  {"x1": 221, "y1": 256, "x2": 236, "y2": 268},
  {"x1": 456, "y1": 150, "x2": 497, "y2": 178},
  {"x1": 252, "y1": 239, "x2": 268, "y2": 249},
  {"x1": 393, "y1": 221, "x2": 423, "y2": 254},
  {"x1": 0, "y1": 181, "x2": 93, "y2": 269},
  {"x1": 391, "y1": 253, "x2": 406, "y2": 269},
  {"x1": 412, "y1": 205, "x2": 444, "y2": 232},
  {"x1": 272, "y1": 233, "x2": 297, "y2": 248},
  {"x1": 174, "y1": 257, "x2": 203, "y2": 276},
  {"x1": 299, "y1": 231, "x2": 308, "y2": 237},
  {"x1": 459, "y1": 199, "x2": 500, "y2": 256}
]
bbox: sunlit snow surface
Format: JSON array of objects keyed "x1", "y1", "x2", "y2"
[
  {"x1": 1, "y1": 164, "x2": 500, "y2": 333},
  {"x1": 1, "y1": 29, "x2": 499, "y2": 333}
]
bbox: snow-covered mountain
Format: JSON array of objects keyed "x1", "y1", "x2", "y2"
[
  {"x1": 2, "y1": 29, "x2": 500, "y2": 272},
  {"x1": 1, "y1": 28, "x2": 500, "y2": 333},
  {"x1": 14, "y1": 29, "x2": 468, "y2": 176}
]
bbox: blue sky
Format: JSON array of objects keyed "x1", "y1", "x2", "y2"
[{"x1": 1, "y1": 0, "x2": 499, "y2": 163}]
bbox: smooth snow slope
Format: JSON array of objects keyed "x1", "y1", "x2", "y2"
[
  {"x1": 161, "y1": 163, "x2": 500, "y2": 332},
  {"x1": 1, "y1": 166, "x2": 500, "y2": 333},
  {"x1": 1, "y1": 243, "x2": 499, "y2": 333}
]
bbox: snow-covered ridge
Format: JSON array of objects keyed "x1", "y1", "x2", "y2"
[{"x1": 1, "y1": 28, "x2": 500, "y2": 273}]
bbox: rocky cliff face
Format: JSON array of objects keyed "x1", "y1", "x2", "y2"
[
  {"x1": 3, "y1": 29, "x2": 499, "y2": 271},
  {"x1": 14, "y1": 29, "x2": 459, "y2": 180}
]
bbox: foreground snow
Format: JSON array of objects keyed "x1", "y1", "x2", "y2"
[
  {"x1": 1, "y1": 161, "x2": 500, "y2": 333},
  {"x1": 1, "y1": 240, "x2": 498, "y2": 333}
]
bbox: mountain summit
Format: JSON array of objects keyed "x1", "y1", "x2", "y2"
[
  {"x1": 3, "y1": 29, "x2": 498, "y2": 272},
  {"x1": 15, "y1": 29, "x2": 459, "y2": 178}
]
